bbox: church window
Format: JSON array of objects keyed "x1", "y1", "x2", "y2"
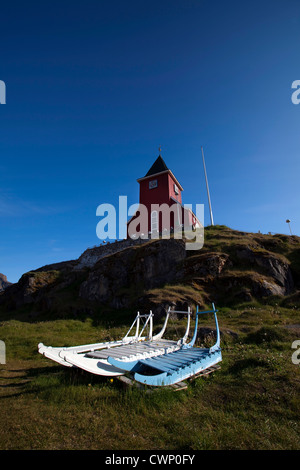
[{"x1": 151, "y1": 210, "x2": 158, "y2": 232}]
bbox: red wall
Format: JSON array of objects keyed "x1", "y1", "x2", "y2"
[
  {"x1": 128, "y1": 171, "x2": 189, "y2": 236},
  {"x1": 167, "y1": 174, "x2": 182, "y2": 204},
  {"x1": 139, "y1": 172, "x2": 171, "y2": 207}
]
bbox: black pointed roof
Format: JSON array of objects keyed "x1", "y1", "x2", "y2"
[
  {"x1": 137, "y1": 153, "x2": 183, "y2": 190},
  {"x1": 145, "y1": 155, "x2": 169, "y2": 177}
]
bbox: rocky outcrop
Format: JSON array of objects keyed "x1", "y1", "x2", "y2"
[
  {"x1": 0, "y1": 227, "x2": 299, "y2": 317},
  {"x1": 235, "y1": 246, "x2": 294, "y2": 294},
  {"x1": 186, "y1": 252, "x2": 231, "y2": 277},
  {"x1": 79, "y1": 238, "x2": 186, "y2": 308},
  {"x1": 218, "y1": 272, "x2": 288, "y2": 303},
  {"x1": 74, "y1": 238, "x2": 150, "y2": 270},
  {"x1": 0, "y1": 271, "x2": 61, "y2": 309},
  {"x1": 0, "y1": 273, "x2": 12, "y2": 292}
]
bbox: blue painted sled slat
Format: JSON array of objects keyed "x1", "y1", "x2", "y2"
[
  {"x1": 134, "y1": 350, "x2": 222, "y2": 387},
  {"x1": 138, "y1": 359, "x2": 175, "y2": 374},
  {"x1": 133, "y1": 303, "x2": 222, "y2": 387},
  {"x1": 150, "y1": 356, "x2": 195, "y2": 367}
]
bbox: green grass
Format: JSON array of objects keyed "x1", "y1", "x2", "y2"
[
  {"x1": 0, "y1": 305, "x2": 299, "y2": 450},
  {"x1": 1, "y1": 226, "x2": 299, "y2": 449}
]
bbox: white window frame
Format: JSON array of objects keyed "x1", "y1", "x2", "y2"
[{"x1": 151, "y1": 210, "x2": 159, "y2": 233}]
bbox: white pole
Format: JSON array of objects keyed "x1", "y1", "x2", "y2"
[{"x1": 201, "y1": 146, "x2": 214, "y2": 226}]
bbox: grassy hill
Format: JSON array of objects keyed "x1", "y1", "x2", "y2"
[
  {"x1": 1, "y1": 225, "x2": 300, "y2": 321},
  {"x1": 0, "y1": 226, "x2": 299, "y2": 450}
]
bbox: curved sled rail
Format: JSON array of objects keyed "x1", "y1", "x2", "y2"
[
  {"x1": 209, "y1": 302, "x2": 221, "y2": 353},
  {"x1": 152, "y1": 309, "x2": 170, "y2": 341},
  {"x1": 173, "y1": 307, "x2": 192, "y2": 344},
  {"x1": 152, "y1": 306, "x2": 191, "y2": 342},
  {"x1": 184, "y1": 303, "x2": 219, "y2": 349}
]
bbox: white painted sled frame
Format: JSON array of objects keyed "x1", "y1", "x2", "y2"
[{"x1": 38, "y1": 307, "x2": 192, "y2": 377}]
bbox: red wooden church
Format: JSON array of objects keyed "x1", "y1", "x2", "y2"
[{"x1": 127, "y1": 151, "x2": 200, "y2": 239}]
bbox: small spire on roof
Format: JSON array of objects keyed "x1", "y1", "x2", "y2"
[{"x1": 158, "y1": 145, "x2": 162, "y2": 155}]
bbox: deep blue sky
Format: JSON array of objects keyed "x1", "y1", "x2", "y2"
[{"x1": 1, "y1": 0, "x2": 300, "y2": 282}]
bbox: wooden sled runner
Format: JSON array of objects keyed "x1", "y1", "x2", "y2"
[{"x1": 108, "y1": 303, "x2": 222, "y2": 386}]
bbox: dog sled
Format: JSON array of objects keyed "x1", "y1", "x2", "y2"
[
  {"x1": 108, "y1": 304, "x2": 222, "y2": 386},
  {"x1": 38, "y1": 307, "x2": 192, "y2": 377}
]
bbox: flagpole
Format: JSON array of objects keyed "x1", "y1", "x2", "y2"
[{"x1": 201, "y1": 146, "x2": 214, "y2": 226}]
